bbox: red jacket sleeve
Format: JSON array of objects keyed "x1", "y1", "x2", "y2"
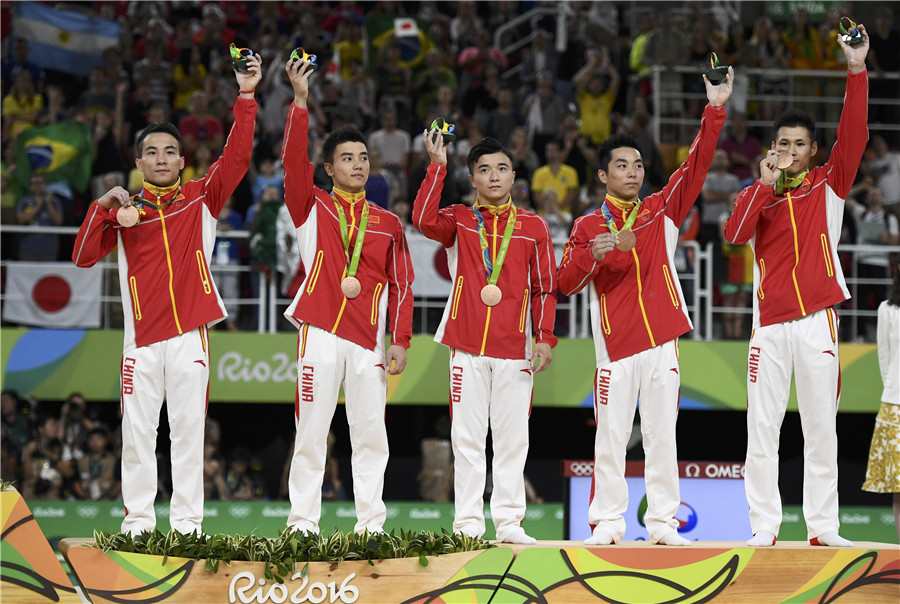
[
  {"x1": 201, "y1": 96, "x2": 257, "y2": 218},
  {"x1": 557, "y1": 214, "x2": 602, "y2": 296},
  {"x1": 821, "y1": 70, "x2": 868, "y2": 198},
  {"x1": 72, "y1": 202, "x2": 119, "y2": 267},
  {"x1": 531, "y1": 217, "x2": 558, "y2": 347},
  {"x1": 282, "y1": 104, "x2": 318, "y2": 228},
  {"x1": 724, "y1": 180, "x2": 776, "y2": 244},
  {"x1": 661, "y1": 103, "x2": 727, "y2": 226},
  {"x1": 387, "y1": 220, "x2": 415, "y2": 349},
  {"x1": 412, "y1": 162, "x2": 457, "y2": 246}
]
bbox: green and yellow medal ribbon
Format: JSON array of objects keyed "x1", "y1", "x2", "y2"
[
  {"x1": 332, "y1": 192, "x2": 369, "y2": 279},
  {"x1": 472, "y1": 200, "x2": 517, "y2": 286},
  {"x1": 774, "y1": 170, "x2": 809, "y2": 195},
  {"x1": 600, "y1": 195, "x2": 641, "y2": 235}
]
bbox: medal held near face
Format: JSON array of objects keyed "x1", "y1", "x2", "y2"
[
  {"x1": 601, "y1": 198, "x2": 640, "y2": 252},
  {"x1": 473, "y1": 203, "x2": 517, "y2": 307},
  {"x1": 333, "y1": 195, "x2": 369, "y2": 299}
]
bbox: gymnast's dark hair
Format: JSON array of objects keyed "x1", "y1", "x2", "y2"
[
  {"x1": 323, "y1": 126, "x2": 367, "y2": 164},
  {"x1": 136, "y1": 122, "x2": 184, "y2": 156},
  {"x1": 773, "y1": 109, "x2": 816, "y2": 142},
  {"x1": 466, "y1": 137, "x2": 514, "y2": 174},
  {"x1": 597, "y1": 134, "x2": 643, "y2": 172}
]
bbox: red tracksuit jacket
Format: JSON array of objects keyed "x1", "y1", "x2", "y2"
[
  {"x1": 73, "y1": 97, "x2": 257, "y2": 352},
  {"x1": 281, "y1": 105, "x2": 414, "y2": 352},
  {"x1": 724, "y1": 70, "x2": 868, "y2": 328},
  {"x1": 412, "y1": 163, "x2": 558, "y2": 359},
  {"x1": 558, "y1": 103, "x2": 726, "y2": 362}
]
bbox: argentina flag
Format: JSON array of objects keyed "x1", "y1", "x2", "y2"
[{"x1": 11, "y1": 2, "x2": 121, "y2": 76}]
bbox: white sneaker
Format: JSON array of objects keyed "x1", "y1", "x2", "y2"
[
  {"x1": 585, "y1": 529, "x2": 615, "y2": 545},
  {"x1": 746, "y1": 530, "x2": 776, "y2": 547},
  {"x1": 497, "y1": 528, "x2": 536, "y2": 544},
  {"x1": 811, "y1": 532, "x2": 853, "y2": 547},
  {"x1": 656, "y1": 532, "x2": 692, "y2": 546}
]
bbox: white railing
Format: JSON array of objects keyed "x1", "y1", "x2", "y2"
[{"x1": 1, "y1": 226, "x2": 894, "y2": 341}]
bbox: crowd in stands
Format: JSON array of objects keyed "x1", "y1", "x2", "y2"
[{"x1": 1, "y1": 0, "x2": 898, "y2": 344}]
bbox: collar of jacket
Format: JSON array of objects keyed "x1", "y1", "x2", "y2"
[{"x1": 475, "y1": 196, "x2": 512, "y2": 216}]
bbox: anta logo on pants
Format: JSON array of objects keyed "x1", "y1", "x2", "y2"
[
  {"x1": 597, "y1": 368, "x2": 612, "y2": 405},
  {"x1": 300, "y1": 365, "x2": 314, "y2": 402},
  {"x1": 748, "y1": 346, "x2": 761, "y2": 383},
  {"x1": 451, "y1": 366, "x2": 463, "y2": 403},
  {"x1": 122, "y1": 357, "x2": 136, "y2": 394}
]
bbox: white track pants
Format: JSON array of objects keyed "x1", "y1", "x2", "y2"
[
  {"x1": 745, "y1": 308, "x2": 841, "y2": 540},
  {"x1": 449, "y1": 350, "x2": 533, "y2": 541},
  {"x1": 287, "y1": 325, "x2": 388, "y2": 534},
  {"x1": 120, "y1": 327, "x2": 209, "y2": 536},
  {"x1": 589, "y1": 340, "x2": 681, "y2": 543}
]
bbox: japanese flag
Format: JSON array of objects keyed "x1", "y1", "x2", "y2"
[
  {"x1": 394, "y1": 18, "x2": 419, "y2": 37},
  {"x1": 2, "y1": 262, "x2": 102, "y2": 328}
]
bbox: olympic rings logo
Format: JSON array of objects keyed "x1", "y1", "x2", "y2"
[{"x1": 568, "y1": 461, "x2": 594, "y2": 476}]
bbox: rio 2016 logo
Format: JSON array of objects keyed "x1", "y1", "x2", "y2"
[{"x1": 637, "y1": 496, "x2": 698, "y2": 533}]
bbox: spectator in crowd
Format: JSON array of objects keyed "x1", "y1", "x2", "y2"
[
  {"x1": 182, "y1": 142, "x2": 214, "y2": 183},
  {"x1": 574, "y1": 47, "x2": 620, "y2": 146},
  {"x1": 343, "y1": 58, "x2": 376, "y2": 132},
  {"x1": 782, "y1": 8, "x2": 822, "y2": 116},
  {"x1": 532, "y1": 140, "x2": 580, "y2": 217},
  {"x1": 508, "y1": 126, "x2": 540, "y2": 183},
  {"x1": 22, "y1": 415, "x2": 72, "y2": 500},
  {"x1": 250, "y1": 156, "x2": 285, "y2": 204},
  {"x1": 412, "y1": 49, "x2": 458, "y2": 123},
  {"x1": 719, "y1": 192, "x2": 754, "y2": 339},
  {"x1": 869, "y1": 135, "x2": 900, "y2": 219},
  {"x1": 2, "y1": 71, "x2": 43, "y2": 141},
  {"x1": 749, "y1": 16, "x2": 789, "y2": 121},
  {"x1": 484, "y1": 87, "x2": 522, "y2": 148},
  {"x1": 203, "y1": 418, "x2": 227, "y2": 501},
  {"x1": 227, "y1": 448, "x2": 264, "y2": 500},
  {"x1": 172, "y1": 46, "x2": 208, "y2": 117},
  {"x1": 368, "y1": 109, "x2": 411, "y2": 177},
  {"x1": 643, "y1": 12, "x2": 688, "y2": 126},
  {"x1": 701, "y1": 149, "x2": 741, "y2": 246},
  {"x1": 16, "y1": 173, "x2": 64, "y2": 261},
  {"x1": 427, "y1": 85, "x2": 462, "y2": 134},
  {"x1": 522, "y1": 70, "x2": 568, "y2": 158},
  {"x1": 461, "y1": 61, "x2": 501, "y2": 124},
  {"x1": 1, "y1": 39, "x2": 44, "y2": 97},
  {"x1": 132, "y1": 42, "x2": 172, "y2": 108},
  {"x1": 457, "y1": 28, "x2": 509, "y2": 91},
  {"x1": 721, "y1": 113, "x2": 762, "y2": 188},
  {"x1": 90, "y1": 83, "x2": 129, "y2": 200},
  {"x1": 80, "y1": 67, "x2": 116, "y2": 118},
  {"x1": 1, "y1": 141, "x2": 19, "y2": 225},
  {"x1": 37, "y1": 85, "x2": 70, "y2": 126},
  {"x1": 333, "y1": 20, "x2": 366, "y2": 82},
  {"x1": 375, "y1": 40, "x2": 412, "y2": 119},
  {"x1": 366, "y1": 148, "x2": 400, "y2": 210},
  {"x1": 866, "y1": 7, "x2": 900, "y2": 146},
  {"x1": 519, "y1": 30, "x2": 559, "y2": 93},
  {"x1": 193, "y1": 3, "x2": 236, "y2": 65},
  {"x1": 179, "y1": 90, "x2": 224, "y2": 166},
  {"x1": 848, "y1": 186, "x2": 900, "y2": 337},
  {"x1": 135, "y1": 17, "x2": 178, "y2": 62},
  {"x1": 450, "y1": 0, "x2": 483, "y2": 53},
  {"x1": 73, "y1": 427, "x2": 119, "y2": 501},
  {"x1": 1, "y1": 390, "x2": 30, "y2": 460},
  {"x1": 124, "y1": 83, "x2": 155, "y2": 155},
  {"x1": 213, "y1": 197, "x2": 245, "y2": 331},
  {"x1": 57, "y1": 392, "x2": 100, "y2": 465}
]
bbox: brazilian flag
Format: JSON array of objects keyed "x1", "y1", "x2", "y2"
[{"x1": 14, "y1": 120, "x2": 92, "y2": 196}]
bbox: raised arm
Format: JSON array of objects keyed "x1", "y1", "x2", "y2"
[
  {"x1": 661, "y1": 68, "x2": 732, "y2": 225},
  {"x1": 202, "y1": 53, "x2": 261, "y2": 217},
  {"x1": 822, "y1": 24, "x2": 870, "y2": 198},
  {"x1": 411, "y1": 126, "x2": 457, "y2": 246},
  {"x1": 281, "y1": 59, "x2": 319, "y2": 227}
]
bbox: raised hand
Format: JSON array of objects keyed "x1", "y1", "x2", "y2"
[
  {"x1": 704, "y1": 65, "x2": 734, "y2": 108},
  {"x1": 837, "y1": 22, "x2": 869, "y2": 73},
  {"x1": 423, "y1": 127, "x2": 449, "y2": 166},
  {"x1": 98, "y1": 186, "x2": 131, "y2": 210},
  {"x1": 285, "y1": 58, "x2": 316, "y2": 108},
  {"x1": 235, "y1": 53, "x2": 263, "y2": 94},
  {"x1": 759, "y1": 150, "x2": 780, "y2": 187}
]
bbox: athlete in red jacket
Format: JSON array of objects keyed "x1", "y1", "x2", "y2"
[
  {"x1": 414, "y1": 133, "x2": 557, "y2": 544},
  {"x1": 724, "y1": 27, "x2": 870, "y2": 549},
  {"x1": 281, "y1": 59, "x2": 414, "y2": 535},
  {"x1": 558, "y1": 69, "x2": 733, "y2": 545},
  {"x1": 73, "y1": 53, "x2": 261, "y2": 536}
]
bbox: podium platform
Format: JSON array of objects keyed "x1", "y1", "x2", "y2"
[{"x1": 57, "y1": 537, "x2": 899, "y2": 603}]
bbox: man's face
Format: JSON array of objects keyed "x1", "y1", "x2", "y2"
[
  {"x1": 136, "y1": 133, "x2": 184, "y2": 187},
  {"x1": 598, "y1": 147, "x2": 644, "y2": 202},
  {"x1": 545, "y1": 143, "x2": 561, "y2": 164},
  {"x1": 773, "y1": 126, "x2": 817, "y2": 177},
  {"x1": 29, "y1": 176, "x2": 46, "y2": 196},
  {"x1": 468, "y1": 152, "x2": 516, "y2": 205},
  {"x1": 325, "y1": 142, "x2": 369, "y2": 193}
]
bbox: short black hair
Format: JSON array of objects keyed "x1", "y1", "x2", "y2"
[
  {"x1": 597, "y1": 134, "x2": 642, "y2": 172},
  {"x1": 136, "y1": 122, "x2": 184, "y2": 156},
  {"x1": 466, "y1": 137, "x2": 514, "y2": 174},
  {"x1": 323, "y1": 125, "x2": 367, "y2": 164},
  {"x1": 773, "y1": 109, "x2": 816, "y2": 142}
]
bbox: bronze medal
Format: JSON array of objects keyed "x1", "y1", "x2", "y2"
[
  {"x1": 776, "y1": 151, "x2": 793, "y2": 170},
  {"x1": 340, "y1": 276, "x2": 361, "y2": 299},
  {"x1": 117, "y1": 206, "x2": 139, "y2": 227},
  {"x1": 616, "y1": 230, "x2": 636, "y2": 252},
  {"x1": 480, "y1": 284, "x2": 502, "y2": 307}
]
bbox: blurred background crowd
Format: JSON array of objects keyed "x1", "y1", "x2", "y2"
[{"x1": 1, "y1": 1, "x2": 899, "y2": 503}]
